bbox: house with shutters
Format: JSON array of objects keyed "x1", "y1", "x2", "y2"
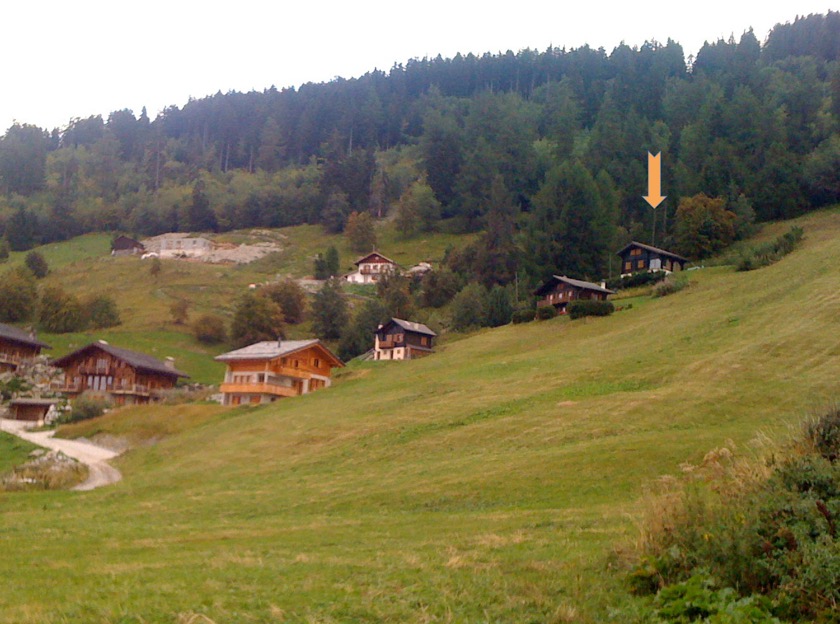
[
  {"x1": 617, "y1": 242, "x2": 687, "y2": 276},
  {"x1": 0, "y1": 323, "x2": 51, "y2": 373},
  {"x1": 345, "y1": 252, "x2": 399, "y2": 284},
  {"x1": 51, "y1": 341, "x2": 188, "y2": 406},
  {"x1": 374, "y1": 318, "x2": 436, "y2": 361},
  {"x1": 534, "y1": 276, "x2": 615, "y2": 314},
  {"x1": 215, "y1": 339, "x2": 344, "y2": 406}
]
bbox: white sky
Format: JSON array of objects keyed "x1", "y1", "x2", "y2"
[{"x1": 0, "y1": 1, "x2": 835, "y2": 132}]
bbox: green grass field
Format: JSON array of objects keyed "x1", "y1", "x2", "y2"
[
  {"x1": 0, "y1": 432, "x2": 38, "y2": 476},
  {"x1": 0, "y1": 208, "x2": 837, "y2": 622}
]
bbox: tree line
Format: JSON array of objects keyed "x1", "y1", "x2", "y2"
[{"x1": 0, "y1": 11, "x2": 836, "y2": 286}]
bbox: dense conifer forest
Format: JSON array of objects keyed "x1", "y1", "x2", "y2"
[{"x1": 0, "y1": 11, "x2": 837, "y2": 284}]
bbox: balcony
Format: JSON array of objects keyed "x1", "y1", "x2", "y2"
[
  {"x1": 219, "y1": 382, "x2": 299, "y2": 398},
  {"x1": 49, "y1": 381, "x2": 153, "y2": 397}
]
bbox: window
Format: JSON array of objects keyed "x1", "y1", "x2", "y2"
[
  {"x1": 395, "y1": 334, "x2": 404, "y2": 343},
  {"x1": 624, "y1": 262, "x2": 632, "y2": 271},
  {"x1": 637, "y1": 259, "x2": 645, "y2": 269},
  {"x1": 314, "y1": 358, "x2": 320, "y2": 368}
]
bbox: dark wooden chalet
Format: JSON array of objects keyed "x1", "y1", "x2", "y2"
[
  {"x1": 374, "y1": 318, "x2": 436, "y2": 361},
  {"x1": 111, "y1": 235, "x2": 145, "y2": 256},
  {"x1": 0, "y1": 323, "x2": 51, "y2": 373},
  {"x1": 51, "y1": 341, "x2": 188, "y2": 406},
  {"x1": 617, "y1": 242, "x2": 687, "y2": 276},
  {"x1": 534, "y1": 276, "x2": 615, "y2": 314}
]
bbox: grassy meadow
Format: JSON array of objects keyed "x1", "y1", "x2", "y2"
[{"x1": 0, "y1": 208, "x2": 838, "y2": 622}]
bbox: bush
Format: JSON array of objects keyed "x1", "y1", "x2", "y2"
[
  {"x1": 262, "y1": 279, "x2": 307, "y2": 324},
  {"x1": 805, "y1": 405, "x2": 840, "y2": 463},
  {"x1": 511, "y1": 308, "x2": 535, "y2": 324},
  {"x1": 606, "y1": 270, "x2": 668, "y2": 291},
  {"x1": 83, "y1": 294, "x2": 121, "y2": 329},
  {"x1": 24, "y1": 251, "x2": 49, "y2": 278},
  {"x1": 652, "y1": 275, "x2": 689, "y2": 298},
  {"x1": 62, "y1": 395, "x2": 111, "y2": 424},
  {"x1": 39, "y1": 286, "x2": 86, "y2": 333},
  {"x1": 536, "y1": 305, "x2": 557, "y2": 320},
  {"x1": 567, "y1": 299, "x2": 614, "y2": 319},
  {"x1": 736, "y1": 226, "x2": 804, "y2": 272},
  {"x1": 192, "y1": 314, "x2": 227, "y2": 344},
  {"x1": 450, "y1": 283, "x2": 488, "y2": 331}
]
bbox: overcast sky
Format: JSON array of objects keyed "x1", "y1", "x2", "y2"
[{"x1": 0, "y1": 1, "x2": 834, "y2": 133}]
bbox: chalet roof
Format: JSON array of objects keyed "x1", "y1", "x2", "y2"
[
  {"x1": 0, "y1": 323, "x2": 51, "y2": 350},
  {"x1": 9, "y1": 398, "x2": 60, "y2": 406},
  {"x1": 111, "y1": 235, "x2": 144, "y2": 250},
  {"x1": 380, "y1": 318, "x2": 437, "y2": 337},
  {"x1": 353, "y1": 251, "x2": 397, "y2": 266},
  {"x1": 51, "y1": 342, "x2": 189, "y2": 379},
  {"x1": 215, "y1": 339, "x2": 345, "y2": 368},
  {"x1": 533, "y1": 275, "x2": 616, "y2": 297},
  {"x1": 617, "y1": 241, "x2": 688, "y2": 262}
]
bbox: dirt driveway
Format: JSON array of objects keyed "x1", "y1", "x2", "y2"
[{"x1": 0, "y1": 419, "x2": 122, "y2": 490}]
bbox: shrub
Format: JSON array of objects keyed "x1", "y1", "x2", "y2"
[
  {"x1": 83, "y1": 294, "x2": 121, "y2": 329},
  {"x1": 0, "y1": 267, "x2": 37, "y2": 322},
  {"x1": 652, "y1": 275, "x2": 689, "y2": 298},
  {"x1": 262, "y1": 279, "x2": 307, "y2": 324},
  {"x1": 606, "y1": 270, "x2": 668, "y2": 291},
  {"x1": 536, "y1": 305, "x2": 557, "y2": 320},
  {"x1": 62, "y1": 395, "x2": 111, "y2": 424},
  {"x1": 567, "y1": 300, "x2": 614, "y2": 319},
  {"x1": 192, "y1": 314, "x2": 227, "y2": 344},
  {"x1": 736, "y1": 226, "x2": 804, "y2": 272},
  {"x1": 511, "y1": 308, "x2": 535, "y2": 324},
  {"x1": 24, "y1": 251, "x2": 49, "y2": 278},
  {"x1": 805, "y1": 405, "x2": 840, "y2": 463},
  {"x1": 450, "y1": 283, "x2": 488, "y2": 331},
  {"x1": 39, "y1": 286, "x2": 86, "y2": 333}
]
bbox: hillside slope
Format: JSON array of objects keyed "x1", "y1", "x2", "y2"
[{"x1": 0, "y1": 209, "x2": 838, "y2": 622}]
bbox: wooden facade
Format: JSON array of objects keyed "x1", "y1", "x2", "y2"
[
  {"x1": 7, "y1": 398, "x2": 59, "y2": 422},
  {"x1": 534, "y1": 276, "x2": 615, "y2": 314},
  {"x1": 345, "y1": 252, "x2": 398, "y2": 284},
  {"x1": 215, "y1": 340, "x2": 344, "y2": 406},
  {"x1": 0, "y1": 323, "x2": 50, "y2": 373},
  {"x1": 111, "y1": 235, "x2": 145, "y2": 256},
  {"x1": 374, "y1": 319, "x2": 436, "y2": 361},
  {"x1": 51, "y1": 342, "x2": 188, "y2": 406},
  {"x1": 617, "y1": 242, "x2": 687, "y2": 276}
]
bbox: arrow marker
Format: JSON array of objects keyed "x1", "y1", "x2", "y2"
[{"x1": 643, "y1": 151, "x2": 666, "y2": 209}]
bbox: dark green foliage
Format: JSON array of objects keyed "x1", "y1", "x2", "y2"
[
  {"x1": 261, "y1": 279, "x2": 307, "y2": 324},
  {"x1": 192, "y1": 314, "x2": 227, "y2": 345},
  {"x1": 0, "y1": 238, "x2": 9, "y2": 262},
  {"x1": 535, "y1": 305, "x2": 557, "y2": 320},
  {"x1": 24, "y1": 251, "x2": 48, "y2": 278},
  {"x1": 675, "y1": 194, "x2": 736, "y2": 259},
  {"x1": 338, "y1": 298, "x2": 389, "y2": 361},
  {"x1": 39, "y1": 286, "x2": 85, "y2": 333},
  {"x1": 344, "y1": 211, "x2": 377, "y2": 253},
  {"x1": 485, "y1": 285, "x2": 514, "y2": 328},
  {"x1": 230, "y1": 292, "x2": 285, "y2": 348},
  {"x1": 325, "y1": 246, "x2": 340, "y2": 278},
  {"x1": 511, "y1": 306, "x2": 536, "y2": 324},
  {"x1": 606, "y1": 270, "x2": 668, "y2": 291},
  {"x1": 62, "y1": 395, "x2": 111, "y2": 424},
  {"x1": 652, "y1": 275, "x2": 690, "y2": 298},
  {"x1": 450, "y1": 283, "x2": 487, "y2": 331},
  {"x1": 313, "y1": 254, "x2": 328, "y2": 280},
  {"x1": 0, "y1": 268, "x2": 37, "y2": 322},
  {"x1": 395, "y1": 180, "x2": 440, "y2": 237},
  {"x1": 186, "y1": 179, "x2": 217, "y2": 232},
  {"x1": 149, "y1": 257, "x2": 162, "y2": 279},
  {"x1": 654, "y1": 575, "x2": 779, "y2": 623},
  {"x1": 311, "y1": 278, "x2": 349, "y2": 340},
  {"x1": 322, "y1": 191, "x2": 351, "y2": 234},
  {"x1": 376, "y1": 271, "x2": 414, "y2": 320},
  {"x1": 83, "y1": 295, "x2": 121, "y2": 329},
  {"x1": 806, "y1": 406, "x2": 840, "y2": 463},
  {"x1": 567, "y1": 300, "x2": 614, "y2": 319},
  {"x1": 736, "y1": 226, "x2": 804, "y2": 272},
  {"x1": 419, "y1": 268, "x2": 461, "y2": 308}
]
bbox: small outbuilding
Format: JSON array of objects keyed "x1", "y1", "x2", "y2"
[
  {"x1": 7, "y1": 398, "x2": 60, "y2": 422},
  {"x1": 534, "y1": 276, "x2": 615, "y2": 314},
  {"x1": 616, "y1": 242, "x2": 687, "y2": 276},
  {"x1": 374, "y1": 318, "x2": 436, "y2": 361},
  {"x1": 111, "y1": 235, "x2": 145, "y2": 256}
]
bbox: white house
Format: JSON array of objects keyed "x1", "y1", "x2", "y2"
[{"x1": 345, "y1": 252, "x2": 399, "y2": 284}]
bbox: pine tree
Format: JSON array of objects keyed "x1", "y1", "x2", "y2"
[{"x1": 311, "y1": 278, "x2": 349, "y2": 340}]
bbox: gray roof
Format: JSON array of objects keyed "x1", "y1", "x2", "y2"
[
  {"x1": 617, "y1": 241, "x2": 688, "y2": 262},
  {"x1": 10, "y1": 398, "x2": 60, "y2": 406},
  {"x1": 353, "y1": 251, "x2": 397, "y2": 266},
  {"x1": 384, "y1": 318, "x2": 437, "y2": 337},
  {"x1": 534, "y1": 275, "x2": 615, "y2": 296},
  {"x1": 0, "y1": 323, "x2": 51, "y2": 350},
  {"x1": 52, "y1": 342, "x2": 189, "y2": 378},
  {"x1": 215, "y1": 339, "x2": 344, "y2": 366}
]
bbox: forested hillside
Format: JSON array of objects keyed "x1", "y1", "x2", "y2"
[{"x1": 0, "y1": 11, "x2": 837, "y2": 284}]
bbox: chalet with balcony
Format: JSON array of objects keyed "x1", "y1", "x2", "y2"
[
  {"x1": 534, "y1": 276, "x2": 615, "y2": 314},
  {"x1": 51, "y1": 341, "x2": 189, "y2": 406},
  {"x1": 374, "y1": 318, "x2": 436, "y2": 361},
  {"x1": 111, "y1": 235, "x2": 145, "y2": 256},
  {"x1": 215, "y1": 339, "x2": 344, "y2": 406},
  {"x1": 617, "y1": 242, "x2": 687, "y2": 276},
  {"x1": 0, "y1": 323, "x2": 51, "y2": 373},
  {"x1": 345, "y1": 252, "x2": 398, "y2": 284}
]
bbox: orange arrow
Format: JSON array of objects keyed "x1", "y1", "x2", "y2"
[{"x1": 643, "y1": 152, "x2": 666, "y2": 209}]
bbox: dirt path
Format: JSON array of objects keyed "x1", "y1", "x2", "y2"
[{"x1": 0, "y1": 419, "x2": 122, "y2": 490}]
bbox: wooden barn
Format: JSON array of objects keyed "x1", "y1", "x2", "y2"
[
  {"x1": 51, "y1": 341, "x2": 188, "y2": 406},
  {"x1": 374, "y1": 318, "x2": 436, "y2": 361},
  {"x1": 345, "y1": 252, "x2": 398, "y2": 284},
  {"x1": 0, "y1": 323, "x2": 51, "y2": 373},
  {"x1": 6, "y1": 398, "x2": 59, "y2": 422},
  {"x1": 534, "y1": 276, "x2": 615, "y2": 314},
  {"x1": 111, "y1": 235, "x2": 145, "y2": 256},
  {"x1": 215, "y1": 339, "x2": 344, "y2": 406},
  {"x1": 617, "y1": 242, "x2": 687, "y2": 276}
]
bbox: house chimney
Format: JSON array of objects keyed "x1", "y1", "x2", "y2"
[
  {"x1": 276, "y1": 337, "x2": 282, "y2": 350},
  {"x1": 600, "y1": 281, "x2": 607, "y2": 289},
  {"x1": 98, "y1": 339, "x2": 109, "y2": 345},
  {"x1": 164, "y1": 357, "x2": 175, "y2": 370}
]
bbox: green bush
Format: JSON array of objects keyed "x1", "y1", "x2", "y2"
[
  {"x1": 192, "y1": 314, "x2": 227, "y2": 344},
  {"x1": 652, "y1": 275, "x2": 689, "y2": 298},
  {"x1": 805, "y1": 405, "x2": 840, "y2": 463},
  {"x1": 567, "y1": 299, "x2": 614, "y2": 319},
  {"x1": 606, "y1": 270, "x2": 668, "y2": 291},
  {"x1": 61, "y1": 395, "x2": 111, "y2": 424},
  {"x1": 535, "y1": 305, "x2": 557, "y2": 320},
  {"x1": 736, "y1": 226, "x2": 804, "y2": 272},
  {"x1": 83, "y1": 294, "x2": 121, "y2": 329},
  {"x1": 511, "y1": 308, "x2": 535, "y2": 324},
  {"x1": 24, "y1": 251, "x2": 49, "y2": 278}
]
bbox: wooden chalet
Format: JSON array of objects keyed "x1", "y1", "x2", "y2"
[
  {"x1": 6, "y1": 398, "x2": 59, "y2": 422},
  {"x1": 51, "y1": 341, "x2": 189, "y2": 406},
  {"x1": 374, "y1": 318, "x2": 436, "y2": 361},
  {"x1": 534, "y1": 275, "x2": 615, "y2": 314},
  {"x1": 345, "y1": 252, "x2": 398, "y2": 284},
  {"x1": 215, "y1": 339, "x2": 344, "y2": 406},
  {"x1": 111, "y1": 235, "x2": 145, "y2": 256},
  {"x1": 617, "y1": 242, "x2": 687, "y2": 276},
  {"x1": 0, "y1": 323, "x2": 51, "y2": 373}
]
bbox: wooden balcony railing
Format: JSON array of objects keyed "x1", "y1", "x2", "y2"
[{"x1": 220, "y1": 382, "x2": 299, "y2": 398}]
